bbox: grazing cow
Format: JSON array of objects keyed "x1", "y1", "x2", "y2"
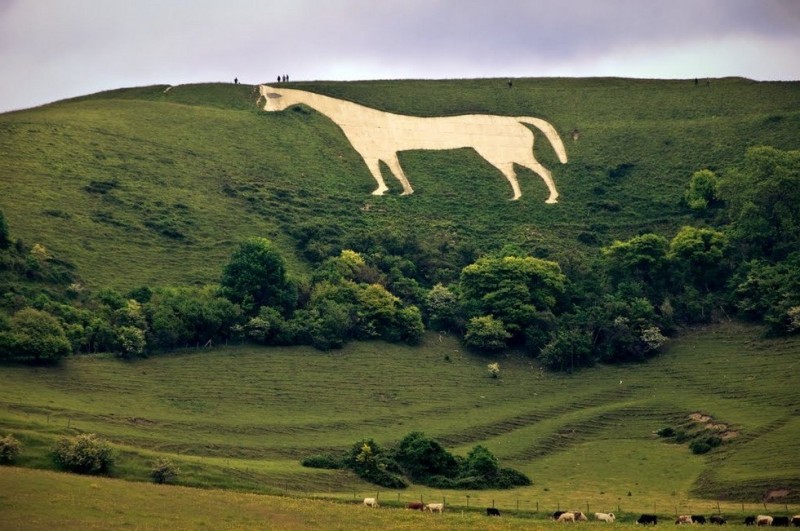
[
  {"x1": 363, "y1": 497, "x2": 378, "y2": 508},
  {"x1": 745, "y1": 516, "x2": 757, "y2": 525},
  {"x1": 692, "y1": 515, "x2": 707, "y2": 524},
  {"x1": 595, "y1": 512, "x2": 616, "y2": 523},
  {"x1": 553, "y1": 511, "x2": 566, "y2": 520},
  {"x1": 756, "y1": 515, "x2": 773, "y2": 526},
  {"x1": 407, "y1": 502, "x2": 424, "y2": 511},
  {"x1": 558, "y1": 512, "x2": 576, "y2": 523},
  {"x1": 574, "y1": 512, "x2": 588, "y2": 522},
  {"x1": 791, "y1": 515, "x2": 800, "y2": 527},
  {"x1": 487, "y1": 507, "x2": 501, "y2": 516},
  {"x1": 425, "y1": 503, "x2": 444, "y2": 513},
  {"x1": 638, "y1": 514, "x2": 658, "y2": 525},
  {"x1": 772, "y1": 517, "x2": 790, "y2": 527},
  {"x1": 710, "y1": 515, "x2": 726, "y2": 525},
  {"x1": 676, "y1": 515, "x2": 694, "y2": 524}
]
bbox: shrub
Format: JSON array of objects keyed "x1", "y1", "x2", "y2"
[
  {"x1": 301, "y1": 454, "x2": 343, "y2": 469},
  {"x1": 0, "y1": 434, "x2": 21, "y2": 464},
  {"x1": 52, "y1": 433, "x2": 114, "y2": 475},
  {"x1": 689, "y1": 440, "x2": 712, "y2": 455},
  {"x1": 150, "y1": 458, "x2": 180, "y2": 484},
  {"x1": 657, "y1": 426, "x2": 676, "y2": 437},
  {"x1": 464, "y1": 315, "x2": 510, "y2": 350},
  {"x1": 496, "y1": 467, "x2": 532, "y2": 488}
]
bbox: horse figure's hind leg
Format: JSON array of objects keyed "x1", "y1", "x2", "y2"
[
  {"x1": 519, "y1": 155, "x2": 559, "y2": 204},
  {"x1": 363, "y1": 157, "x2": 390, "y2": 196},
  {"x1": 384, "y1": 153, "x2": 414, "y2": 195}
]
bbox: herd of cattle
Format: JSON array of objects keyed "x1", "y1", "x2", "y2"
[{"x1": 363, "y1": 498, "x2": 799, "y2": 525}]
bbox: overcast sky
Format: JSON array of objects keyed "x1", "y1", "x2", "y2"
[{"x1": 1, "y1": 0, "x2": 799, "y2": 113}]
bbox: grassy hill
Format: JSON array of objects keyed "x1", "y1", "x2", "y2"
[
  {"x1": 1, "y1": 78, "x2": 799, "y2": 290},
  {"x1": 1, "y1": 78, "x2": 800, "y2": 520},
  {"x1": 1, "y1": 321, "x2": 799, "y2": 510}
]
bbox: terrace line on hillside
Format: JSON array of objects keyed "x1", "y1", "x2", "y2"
[{"x1": 257, "y1": 85, "x2": 568, "y2": 202}]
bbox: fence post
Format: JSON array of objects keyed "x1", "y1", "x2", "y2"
[{"x1": 536, "y1": 501, "x2": 539, "y2": 513}]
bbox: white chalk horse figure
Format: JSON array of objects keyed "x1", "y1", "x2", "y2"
[{"x1": 257, "y1": 85, "x2": 568, "y2": 203}]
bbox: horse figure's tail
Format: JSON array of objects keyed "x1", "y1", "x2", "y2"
[{"x1": 517, "y1": 117, "x2": 568, "y2": 164}]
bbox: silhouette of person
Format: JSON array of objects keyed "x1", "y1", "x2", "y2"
[
  {"x1": 234, "y1": 77, "x2": 239, "y2": 85},
  {"x1": 277, "y1": 75, "x2": 282, "y2": 83}
]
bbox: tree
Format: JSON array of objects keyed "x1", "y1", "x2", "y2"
[
  {"x1": 0, "y1": 308, "x2": 71, "y2": 363},
  {"x1": 602, "y1": 234, "x2": 668, "y2": 289},
  {"x1": 668, "y1": 226, "x2": 729, "y2": 290},
  {"x1": 464, "y1": 315, "x2": 510, "y2": 351},
  {"x1": 220, "y1": 238, "x2": 296, "y2": 314},
  {"x1": 52, "y1": 433, "x2": 114, "y2": 475},
  {"x1": 393, "y1": 432, "x2": 458, "y2": 482},
  {"x1": 719, "y1": 146, "x2": 800, "y2": 260},
  {"x1": 685, "y1": 169, "x2": 719, "y2": 211},
  {"x1": 540, "y1": 327, "x2": 593, "y2": 371},
  {"x1": 460, "y1": 255, "x2": 566, "y2": 347},
  {"x1": 424, "y1": 283, "x2": 460, "y2": 331}
]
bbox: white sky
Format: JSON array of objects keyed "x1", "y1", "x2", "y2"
[{"x1": 1, "y1": 0, "x2": 799, "y2": 113}]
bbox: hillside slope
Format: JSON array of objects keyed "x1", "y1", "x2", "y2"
[
  {"x1": 1, "y1": 322, "x2": 798, "y2": 506},
  {"x1": 1, "y1": 78, "x2": 799, "y2": 289}
]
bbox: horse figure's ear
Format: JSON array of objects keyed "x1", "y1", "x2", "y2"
[{"x1": 266, "y1": 92, "x2": 282, "y2": 99}]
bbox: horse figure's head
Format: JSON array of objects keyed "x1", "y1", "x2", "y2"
[{"x1": 258, "y1": 85, "x2": 289, "y2": 111}]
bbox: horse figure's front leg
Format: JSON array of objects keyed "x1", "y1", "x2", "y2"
[
  {"x1": 363, "y1": 158, "x2": 390, "y2": 195},
  {"x1": 384, "y1": 154, "x2": 414, "y2": 195}
]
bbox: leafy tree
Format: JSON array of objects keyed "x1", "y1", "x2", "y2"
[
  {"x1": 462, "y1": 445, "x2": 499, "y2": 479},
  {"x1": 460, "y1": 255, "x2": 566, "y2": 346},
  {"x1": 601, "y1": 234, "x2": 669, "y2": 301},
  {"x1": 52, "y1": 433, "x2": 114, "y2": 475},
  {"x1": 733, "y1": 253, "x2": 800, "y2": 332},
  {"x1": 464, "y1": 315, "x2": 510, "y2": 351},
  {"x1": 393, "y1": 432, "x2": 458, "y2": 482},
  {"x1": 540, "y1": 327, "x2": 593, "y2": 371},
  {"x1": 685, "y1": 169, "x2": 720, "y2": 211},
  {"x1": 668, "y1": 226, "x2": 729, "y2": 290},
  {"x1": 220, "y1": 238, "x2": 296, "y2": 315},
  {"x1": 719, "y1": 146, "x2": 800, "y2": 260},
  {"x1": 0, "y1": 307, "x2": 71, "y2": 363},
  {"x1": 424, "y1": 283, "x2": 460, "y2": 331}
]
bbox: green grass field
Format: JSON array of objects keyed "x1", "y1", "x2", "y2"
[
  {"x1": 2, "y1": 78, "x2": 800, "y2": 527},
  {"x1": 2, "y1": 78, "x2": 799, "y2": 289},
  {"x1": 1, "y1": 321, "x2": 798, "y2": 517}
]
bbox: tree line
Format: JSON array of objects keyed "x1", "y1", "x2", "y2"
[{"x1": 0, "y1": 146, "x2": 798, "y2": 369}]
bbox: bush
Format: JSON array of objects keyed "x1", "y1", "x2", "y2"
[
  {"x1": 657, "y1": 426, "x2": 676, "y2": 437},
  {"x1": 0, "y1": 434, "x2": 21, "y2": 464},
  {"x1": 52, "y1": 433, "x2": 114, "y2": 475},
  {"x1": 301, "y1": 454, "x2": 343, "y2": 469},
  {"x1": 150, "y1": 458, "x2": 180, "y2": 484},
  {"x1": 689, "y1": 440, "x2": 712, "y2": 455},
  {"x1": 496, "y1": 467, "x2": 532, "y2": 488}
]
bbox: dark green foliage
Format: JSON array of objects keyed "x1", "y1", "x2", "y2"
[
  {"x1": 459, "y1": 254, "x2": 566, "y2": 350},
  {"x1": 540, "y1": 326, "x2": 593, "y2": 371},
  {"x1": 324, "y1": 432, "x2": 530, "y2": 490},
  {"x1": 300, "y1": 454, "x2": 342, "y2": 469},
  {"x1": 219, "y1": 238, "x2": 296, "y2": 315},
  {"x1": 733, "y1": 253, "x2": 800, "y2": 333},
  {"x1": 52, "y1": 434, "x2": 114, "y2": 475},
  {"x1": 0, "y1": 307, "x2": 71, "y2": 363},
  {"x1": 657, "y1": 427, "x2": 676, "y2": 437},
  {"x1": 463, "y1": 315, "x2": 510, "y2": 351},
  {"x1": 393, "y1": 432, "x2": 458, "y2": 482},
  {"x1": 150, "y1": 458, "x2": 180, "y2": 484},
  {"x1": 0, "y1": 434, "x2": 21, "y2": 464},
  {"x1": 0, "y1": 209, "x2": 8, "y2": 249},
  {"x1": 690, "y1": 440, "x2": 712, "y2": 455},
  {"x1": 720, "y1": 146, "x2": 800, "y2": 261},
  {"x1": 685, "y1": 169, "x2": 720, "y2": 211}
]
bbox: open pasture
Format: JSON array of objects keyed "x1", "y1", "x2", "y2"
[{"x1": 1, "y1": 321, "x2": 799, "y2": 512}]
